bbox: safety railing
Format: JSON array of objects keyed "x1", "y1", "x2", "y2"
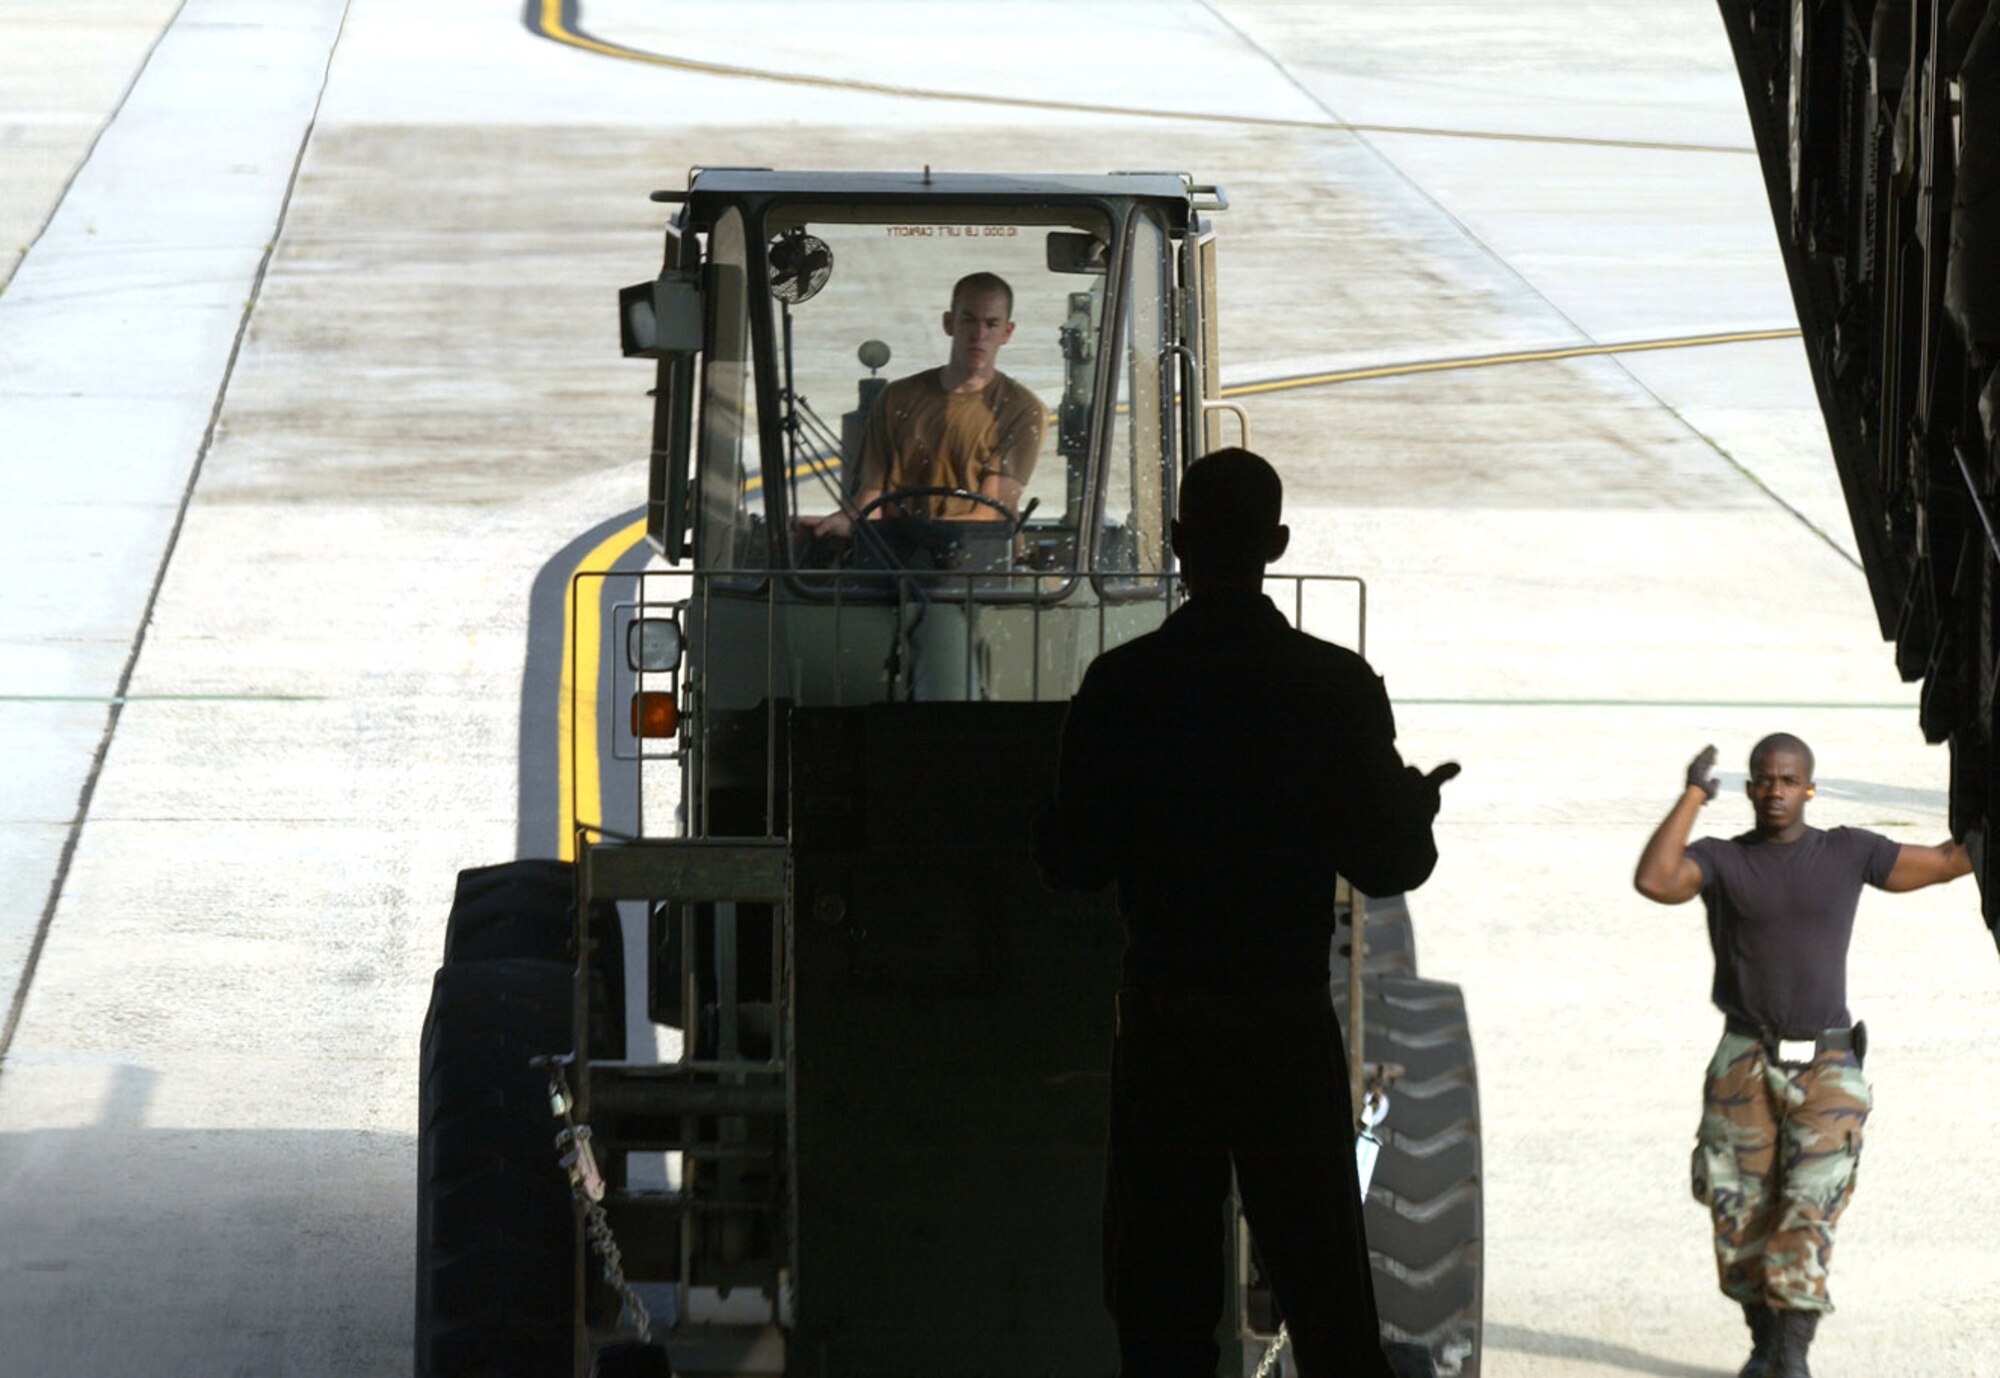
[{"x1": 571, "y1": 568, "x2": 1366, "y2": 846}]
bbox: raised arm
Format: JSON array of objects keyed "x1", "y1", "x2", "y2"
[
  {"x1": 1635, "y1": 746, "x2": 1716, "y2": 904},
  {"x1": 1880, "y1": 838, "x2": 1972, "y2": 892}
]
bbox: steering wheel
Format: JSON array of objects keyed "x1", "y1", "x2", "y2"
[
  {"x1": 841, "y1": 486, "x2": 1017, "y2": 573},
  {"x1": 850, "y1": 485, "x2": 1014, "y2": 525}
]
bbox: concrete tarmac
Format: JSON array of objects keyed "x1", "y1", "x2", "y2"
[
  {"x1": 0, "y1": 0, "x2": 181, "y2": 288},
  {"x1": 1, "y1": 3, "x2": 1996, "y2": 1376}
]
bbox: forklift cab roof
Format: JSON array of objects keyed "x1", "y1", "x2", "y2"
[{"x1": 657, "y1": 168, "x2": 1218, "y2": 224}]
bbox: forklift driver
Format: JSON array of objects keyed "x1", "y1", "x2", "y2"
[{"x1": 804, "y1": 271, "x2": 1046, "y2": 539}]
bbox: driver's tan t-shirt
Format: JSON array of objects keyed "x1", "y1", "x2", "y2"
[{"x1": 856, "y1": 367, "x2": 1045, "y2": 517}]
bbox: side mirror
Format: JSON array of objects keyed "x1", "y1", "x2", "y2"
[
  {"x1": 620, "y1": 272, "x2": 703, "y2": 358},
  {"x1": 1047, "y1": 231, "x2": 1108, "y2": 275}
]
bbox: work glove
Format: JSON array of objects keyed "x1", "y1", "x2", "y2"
[{"x1": 1686, "y1": 745, "x2": 1718, "y2": 802}]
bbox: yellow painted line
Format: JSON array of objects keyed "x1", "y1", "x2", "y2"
[
  {"x1": 530, "y1": 1, "x2": 1755, "y2": 157},
  {"x1": 743, "y1": 451, "x2": 840, "y2": 498},
  {"x1": 1220, "y1": 327, "x2": 1803, "y2": 396},
  {"x1": 559, "y1": 516, "x2": 649, "y2": 861}
]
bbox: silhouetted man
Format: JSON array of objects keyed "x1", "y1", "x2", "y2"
[
  {"x1": 1634, "y1": 735, "x2": 1969, "y2": 1378},
  {"x1": 1037, "y1": 447, "x2": 1458, "y2": 1378}
]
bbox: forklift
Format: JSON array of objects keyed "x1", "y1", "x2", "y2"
[{"x1": 416, "y1": 168, "x2": 1481, "y2": 1377}]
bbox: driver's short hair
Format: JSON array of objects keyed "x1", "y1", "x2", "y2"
[{"x1": 950, "y1": 271, "x2": 1014, "y2": 318}]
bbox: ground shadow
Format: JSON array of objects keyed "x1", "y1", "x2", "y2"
[
  {"x1": 0, "y1": 1064, "x2": 412, "y2": 1376},
  {"x1": 1484, "y1": 1321, "x2": 1733, "y2": 1378}
]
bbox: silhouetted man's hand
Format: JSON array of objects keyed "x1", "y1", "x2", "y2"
[
  {"x1": 1686, "y1": 745, "x2": 1718, "y2": 802},
  {"x1": 1425, "y1": 762, "x2": 1461, "y2": 789}
]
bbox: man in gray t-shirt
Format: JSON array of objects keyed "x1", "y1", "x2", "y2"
[{"x1": 1635, "y1": 733, "x2": 1968, "y2": 1378}]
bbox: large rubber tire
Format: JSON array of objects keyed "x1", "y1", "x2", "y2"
[
  {"x1": 417, "y1": 958, "x2": 579, "y2": 1378},
  {"x1": 445, "y1": 859, "x2": 576, "y2": 963},
  {"x1": 443, "y1": 858, "x2": 625, "y2": 1062},
  {"x1": 1333, "y1": 973, "x2": 1482, "y2": 1378}
]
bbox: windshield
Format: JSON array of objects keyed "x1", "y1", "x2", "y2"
[{"x1": 691, "y1": 201, "x2": 1179, "y2": 586}]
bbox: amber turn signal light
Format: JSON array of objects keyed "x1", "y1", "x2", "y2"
[{"x1": 630, "y1": 691, "x2": 679, "y2": 738}]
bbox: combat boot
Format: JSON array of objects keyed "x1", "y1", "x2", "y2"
[
  {"x1": 1768, "y1": 1307, "x2": 1818, "y2": 1378},
  {"x1": 1737, "y1": 1301, "x2": 1778, "y2": 1378}
]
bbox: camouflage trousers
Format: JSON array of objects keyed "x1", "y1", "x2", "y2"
[{"x1": 1691, "y1": 1030, "x2": 1869, "y2": 1313}]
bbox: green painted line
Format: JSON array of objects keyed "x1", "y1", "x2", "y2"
[
  {"x1": 0, "y1": 694, "x2": 328, "y2": 704},
  {"x1": 1398, "y1": 697, "x2": 1915, "y2": 710}
]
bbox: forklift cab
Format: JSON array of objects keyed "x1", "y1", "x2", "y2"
[{"x1": 622, "y1": 171, "x2": 1231, "y2": 757}]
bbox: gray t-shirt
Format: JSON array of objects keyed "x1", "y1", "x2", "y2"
[{"x1": 1686, "y1": 825, "x2": 1899, "y2": 1033}]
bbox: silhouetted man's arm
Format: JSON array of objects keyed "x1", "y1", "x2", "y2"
[{"x1": 1330, "y1": 676, "x2": 1454, "y2": 897}]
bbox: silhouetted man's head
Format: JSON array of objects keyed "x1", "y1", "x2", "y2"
[{"x1": 1171, "y1": 447, "x2": 1290, "y2": 588}]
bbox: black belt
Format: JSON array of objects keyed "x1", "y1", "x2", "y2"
[
  {"x1": 1116, "y1": 984, "x2": 1330, "y2": 1037},
  {"x1": 1725, "y1": 1015, "x2": 1866, "y2": 1066}
]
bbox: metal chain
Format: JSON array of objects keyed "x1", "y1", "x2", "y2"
[
  {"x1": 1253, "y1": 1323, "x2": 1290, "y2": 1378},
  {"x1": 536, "y1": 1055, "x2": 654, "y2": 1345}
]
